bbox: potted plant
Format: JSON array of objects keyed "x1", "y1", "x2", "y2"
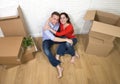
[{"x1": 22, "y1": 36, "x2": 34, "y2": 49}]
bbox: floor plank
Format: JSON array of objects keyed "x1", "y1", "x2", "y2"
[{"x1": 0, "y1": 35, "x2": 120, "y2": 84}]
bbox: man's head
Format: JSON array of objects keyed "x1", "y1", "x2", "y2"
[{"x1": 50, "y1": 11, "x2": 60, "y2": 25}]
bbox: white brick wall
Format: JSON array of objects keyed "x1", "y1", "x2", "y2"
[{"x1": 0, "y1": 0, "x2": 120, "y2": 36}]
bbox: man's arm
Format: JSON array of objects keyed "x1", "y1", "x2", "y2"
[
  {"x1": 49, "y1": 28, "x2": 56, "y2": 34},
  {"x1": 43, "y1": 19, "x2": 50, "y2": 31},
  {"x1": 44, "y1": 30, "x2": 73, "y2": 45}
]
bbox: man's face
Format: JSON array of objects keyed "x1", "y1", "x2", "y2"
[{"x1": 51, "y1": 15, "x2": 59, "y2": 25}]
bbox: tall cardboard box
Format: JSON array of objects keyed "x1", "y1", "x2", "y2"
[
  {"x1": 0, "y1": 6, "x2": 37, "y2": 68},
  {"x1": 0, "y1": 6, "x2": 28, "y2": 36},
  {"x1": 84, "y1": 10, "x2": 120, "y2": 56}
]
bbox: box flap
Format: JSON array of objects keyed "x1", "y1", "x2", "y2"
[
  {"x1": 91, "y1": 21, "x2": 120, "y2": 38},
  {"x1": 18, "y1": 6, "x2": 29, "y2": 36},
  {"x1": 0, "y1": 16, "x2": 19, "y2": 20},
  {"x1": 96, "y1": 10, "x2": 120, "y2": 20},
  {"x1": 96, "y1": 11, "x2": 120, "y2": 25},
  {"x1": 84, "y1": 10, "x2": 96, "y2": 20},
  {"x1": 0, "y1": 6, "x2": 19, "y2": 20}
]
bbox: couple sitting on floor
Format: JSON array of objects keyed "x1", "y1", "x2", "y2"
[{"x1": 42, "y1": 11, "x2": 79, "y2": 78}]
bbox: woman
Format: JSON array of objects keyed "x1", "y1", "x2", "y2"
[{"x1": 48, "y1": 12, "x2": 79, "y2": 63}]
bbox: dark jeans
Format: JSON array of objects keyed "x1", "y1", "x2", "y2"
[
  {"x1": 42, "y1": 40, "x2": 60, "y2": 67},
  {"x1": 57, "y1": 38, "x2": 77, "y2": 56}
]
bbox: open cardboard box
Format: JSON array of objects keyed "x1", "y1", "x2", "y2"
[
  {"x1": 89, "y1": 31, "x2": 115, "y2": 43},
  {"x1": 84, "y1": 10, "x2": 120, "y2": 37},
  {"x1": 0, "y1": 6, "x2": 37, "y2": 68},
  {"x1": 84, "y1": 10, "x2": 120, "y2": 56},
  {"x1": 86, "y1": 36, "x2": 114, "y2": 56}
]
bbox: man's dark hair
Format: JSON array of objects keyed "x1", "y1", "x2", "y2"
[{"x1": 51, "y1": 11, "x2": 60, "y2": 17}]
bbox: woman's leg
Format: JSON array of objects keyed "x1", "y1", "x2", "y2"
[
  {"x1": 56, "y1": 42, "x2": 67, "y2": 60},
  {"x1": 65, "y1": 38, "x2": 78, "y2": 63}
]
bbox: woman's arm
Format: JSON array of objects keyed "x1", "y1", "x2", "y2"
[
  {"x1": 53, "y1": 37, "x2": 73, "y2": 45},
  {"x1": 55, "y1": 25, "x2": 73, "y2": 36},
  {"x1": 44, "y1": 29, "x2": 73, "y2": 45},
  {"x1": 48, "y1": 24, "x2": 73, "y2": 37}
]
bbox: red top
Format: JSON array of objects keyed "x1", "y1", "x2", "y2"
[{"x1": 55, "y1": 24, "x2": 76, "y2": 39}]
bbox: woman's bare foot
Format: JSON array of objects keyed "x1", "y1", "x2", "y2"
[
  {"x1": 57, "y1": 65, "x2": 63, "y2": 78},
  {"x1": 75, "y1": 51, "x2": 80, "y2": 58},
  {"x1": 70, "y1": 52, "x2": 79, "y2": 63},
  {"x1": 70, "y1": 56, "x2": 76, "y2": 63},
  {"x1": 56, "y1": 54, "x2": 60, "y2": 60}
]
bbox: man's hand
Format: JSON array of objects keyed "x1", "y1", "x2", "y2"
[
  {"x1": 44, "y1": 24, "x2": 50, "y2": 31},
  {"x1": 43, "y1": 18, "x2": 51, "y2": 31},
  {"x1": 66, "y1": 38, "x2": 73, "y2": 45}
]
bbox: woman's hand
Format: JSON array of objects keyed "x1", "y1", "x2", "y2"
[{"x1": 66, "y1": 38, "x2": 73, "y2": 45}]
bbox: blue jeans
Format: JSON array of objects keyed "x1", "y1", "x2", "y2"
[
  {"x1": 42, "y1": 40, "x2": 60, "y2": 67},
  {"x1": 57, "y1": 38, "x2": 77, "y2": 56}
]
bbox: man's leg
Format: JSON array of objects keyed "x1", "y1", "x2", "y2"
[
  {"x1": 42, "y1": 40, "x2": 63, "y2": 78},
  {"x1": 42, "y1": 40, "x2": 60, "y2": 66}
]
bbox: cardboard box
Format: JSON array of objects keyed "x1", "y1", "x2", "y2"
[
  {"x1": 0, "y1": 6, "x2": 28, "y2": 37},
  {"x1": 0, "y1": 6, "x2": 37, "y2": 67},
  {"x1": 21, "y1": 45, "x2": 36, "y2": 63},
  {"x1": 84, "y1": 10, "x2": 120, "y2": 56},
  {"x1": 0, "y1": 36, "x2": 24, "y2": 64},
  {"x1": 89, "y1": 31, "x2": 115, "y2": 43},
  {"x1": 86, "y1": 36, "x2": 114, "y2": 56},
  {"x1": 84, "y1": 10, "x2": 120, "y2": 37}
]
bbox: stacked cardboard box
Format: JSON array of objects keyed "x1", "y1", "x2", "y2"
[
  {"x1": 0, "y1": 37, "x2": 24, "y2": 64},
  {"x1": 0, "y1": 6, "x2": 28, "y2": 36},
  {"x1": 84, "y1": 10, "x2": 120, "y2": 56},
  {"x1": 0, "y1": 6, "x2": 37, "y2": 68}
]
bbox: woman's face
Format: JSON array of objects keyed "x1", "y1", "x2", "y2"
[{"x1": 60, "y1": 14, "x2": 68, "y2": 24}]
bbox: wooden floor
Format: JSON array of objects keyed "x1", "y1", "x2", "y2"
[{"x1": 0, "y1": 36, "x2": 120, "y2": 84}]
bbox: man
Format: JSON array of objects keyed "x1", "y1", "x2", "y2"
[{"x1": 42, "y1": 11, "x2": 72, "y2": 78}]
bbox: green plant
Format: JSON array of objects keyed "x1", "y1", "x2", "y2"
[{"x1": 22, "y1": 36, "x2": 33, "y2": 48}]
